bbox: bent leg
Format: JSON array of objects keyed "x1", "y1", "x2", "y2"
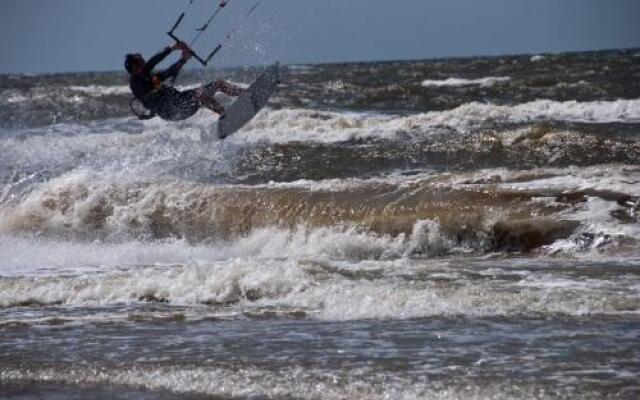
[
  {"x1": 190, "y1": 80, "x2": 244, "y2": 116},
  {"x1": 191, "y1": 89, "x2": 225, "y2": 115},
  {"x1": 202, "y1": 79, "x2": 244, "y2": 97}
]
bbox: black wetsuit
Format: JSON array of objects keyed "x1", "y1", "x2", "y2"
[{"x1": 129, "y1": 47, "x2": 201, "y2": 121}]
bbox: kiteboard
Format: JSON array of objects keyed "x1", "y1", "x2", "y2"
[{"x1": 217, "y1": 63, "x2": 279, "y2": 139}]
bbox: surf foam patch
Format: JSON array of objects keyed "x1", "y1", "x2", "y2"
[
  {"x1": 234, "y1": 98, "x2": 640, "y2": 143},
  {"x1": 1, "y1": 243, "x2": 639, "y2": 319},
  {"x1": 421, "y1": 77, "x2": 510, "y2": 87}
]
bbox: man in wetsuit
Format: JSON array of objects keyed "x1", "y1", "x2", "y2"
[{"x1": 125, "y1": 42, "x2": 243, "y2": 121}]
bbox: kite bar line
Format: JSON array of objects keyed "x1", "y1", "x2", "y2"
[
  {"x1": 167, "y1": 0, "x2": 232, "y2": 66},
  {"x1": 169, "y1": 0, "x2": 195, "y2": 36},
  {"x1": 204, "y1": 2, "x2": 261, "y2": 64},
  {"x1": 191, "y1": 0, "x2": 230, "y2": 47}
]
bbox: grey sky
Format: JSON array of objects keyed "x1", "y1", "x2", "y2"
[{"x1": 1, "y1": 0, "x2": 639, "y2": 74}]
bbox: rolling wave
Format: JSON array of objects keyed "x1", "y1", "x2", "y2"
[
  {"x1": 421, "y1": 76, "x2": 511, "y2": 87},
  {"x1": 1, "y1": 232, "x2": 638, "y2": 319},
  {"x1": 1, "y1": 166, "x2": 637, "y2": 255}
]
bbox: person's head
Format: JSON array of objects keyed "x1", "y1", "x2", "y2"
[{"x1": 124, "y1": 53, "x2": 145, "y2": 74}]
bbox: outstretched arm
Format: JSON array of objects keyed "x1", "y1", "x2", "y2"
[
  {"x1": 157, "y1": 57, "x2": 188, "y2": 82},
  {"x1": 156, "y1": 47, "x2": 193, "y2": 82},
  {"x1": 143, "y1": 46, "x2": 173, "y2": 74}
]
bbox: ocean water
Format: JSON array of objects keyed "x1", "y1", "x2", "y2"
[{"x1": 1, "y1": 49, "x2": 639, "y2": 399}]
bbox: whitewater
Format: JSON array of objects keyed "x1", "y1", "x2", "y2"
[{"x1": 1, "y1": 49, "x2": 640, "y2": 399}]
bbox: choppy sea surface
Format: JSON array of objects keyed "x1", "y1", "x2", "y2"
[{"x1": 1, "y1": 49, "x2": 640, "y2": 399}]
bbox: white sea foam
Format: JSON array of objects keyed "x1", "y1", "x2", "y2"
[
  {"x1": 461, "y1": 165, "x2": 640, "y2": 195},
  {"x1": 1, "y1": 167, "x2": 638, "y2": 315},
  {"x1": 1, "y1": 365, "x2": 589, "y2": 400},
  {"x1": 3, "y1": 98, "x2": 639, "y2": 149},
  {"x1": 0, "y1": 113, "x2": 233, "y2": 185},
  {"x1": 1, "y1": 223, "x2": 638, "y2": 318},
  {"x1": 287, "y1": 64, "x2": 314, "y2": 74},
  {"x1": 234, "y1": 98, "x2": 640, "y2": 142},
  {"x1": 0, "y1": 226, "x2": 407, "y2": 310},
  {"x1": 421, "y1": 76, "x2": 510, "y2": 87},
  {"x1": 0, "y1": 226, "x2": 407, "y2": 276},
  {"x1": 1, "y1": 248, "x2": 637, "y2": 318},
  {"x1": 0, "y1": 89, "x2": 83, "y2": 105},
  {"x1": 455, "y1": 165, "x2": 640, "y2": 255},
  {"x1": 543, "y1": 196, "x2": 640, "y2": 256},
  {"x1": 4, "y1": 92, "x2": 38, "y2": 104},
  {"x1": 2, "y1": 164, "x2": 638, "y2": 254},
  {"x1": 67, "y1": 85, "x2": 131, "y2": 96}
]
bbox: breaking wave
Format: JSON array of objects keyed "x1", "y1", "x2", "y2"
[
  {"x1": 239, "y1": 98, "x2": 640, "y2": 142},
  {"x1": 421, "y1": 76, "x2": 511, "y2": 87},
  {"x1": 1, "y1": 231, "x2": 639, "y2": 319},
  {"x1": 0, "y1": 165, "x2": 638, "y2": 256},
  {"x1": 4, "y1": 96, "x2": 640, "y2": 146}
]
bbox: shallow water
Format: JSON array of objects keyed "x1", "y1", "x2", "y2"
[{"x1": 1, "y1": 48, "x2": 639, "y2": 399}]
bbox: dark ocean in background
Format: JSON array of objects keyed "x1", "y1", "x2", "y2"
[{"x1": 1, "y1": 48, "x2": 640, "y2": 399}]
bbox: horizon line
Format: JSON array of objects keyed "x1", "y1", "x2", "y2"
[{"x1": 2, "y1": 45, "x2": 639, "y2": 77}]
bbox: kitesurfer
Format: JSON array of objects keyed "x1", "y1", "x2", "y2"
[{"x1": 125, "y1": 42, "x2": 243, "y2": 121}]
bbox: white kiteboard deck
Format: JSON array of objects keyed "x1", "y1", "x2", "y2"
[{"x1": 217, "y1": 63, "x2": 280, "y2": 139}]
